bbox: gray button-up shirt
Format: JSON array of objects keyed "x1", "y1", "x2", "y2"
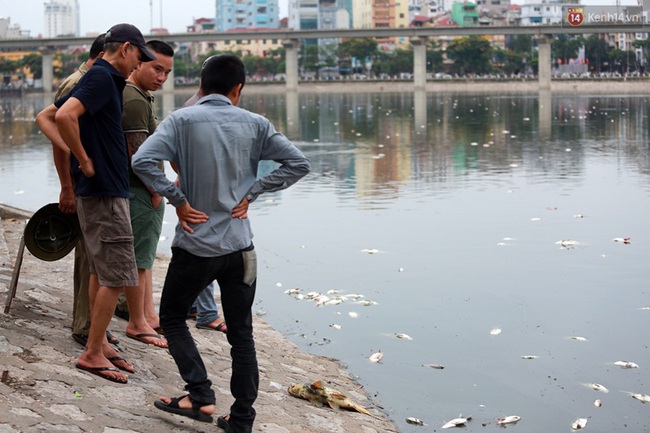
[{"x1": 132, "y1": 93, "x2": 311, "y2": 257}]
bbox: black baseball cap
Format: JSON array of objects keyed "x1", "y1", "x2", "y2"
[{"x1": 105, "y1": 23, "x2": 157, "y2": 62}]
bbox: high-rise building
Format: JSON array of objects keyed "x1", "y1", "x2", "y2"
[
  {"x1": 216, "y1": 0, "x2": 280, "y2": 32},
  {"x1": 44, "y1": 0, "x2": 79, "y2": 38}
]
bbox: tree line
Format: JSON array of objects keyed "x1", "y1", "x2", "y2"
[{"x1": 1, "y1": 34, "x2": 647, "y2": 83}]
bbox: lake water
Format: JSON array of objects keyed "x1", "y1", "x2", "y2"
[{"x1": 1, "y1": 89, "x2": 649, "y2": 432}]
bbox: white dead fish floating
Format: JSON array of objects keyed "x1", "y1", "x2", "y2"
[
  {"x1": 583, "y1": 383, "x2": 609, "y2": 393},
  {"x1": 614, "y1": 360, "x2": 639, "y2": 369},
  {"x1": 521, "y1": 355, "x2": 539, "y2": 360},
  {"x1": 442, "y1": 415, "x2": 472, "y2": 429},
  {"x1": 423, "y1": 363, "x2": 445, "y2": 369},
  {"x1": 394, "y1": 333, "x2": 413, "y2": 340},
  {"x1": 284, "y1": 288, "x2": 301, "y2": 295},
  {"x1": 569, "y1": 336, "x2": 589, "y2": 342},
  {"x1": 329, "y1": 324, "x2": 342, "y2": 330},
  {"x1": 621, "y1": 391, "x2": 650, "y2": 404},
  {"x1": 348, "y1": 312, "x2": 359, "y2": 318},
  {"x1": 593, "y1": 399, "x2": 602, "y2": 407},
  {"x1": 406, "y1": 417, "x2": 427, "y2": 426},
  {"x1": 361, "y1": 248, "x2": 381, "y2": 254},
  {"x1": 571, "y1": 417, "x2": 588, "y2": 430},
  {"x1": 368, "y1": 351, "x2": 383, "y2": 363},
  {"x1": 497, "y1": 415, "x2": 521, "y2": 425},
  {"x1": 490, "y1": 328, "x2": 502, "y2": 335},
  {"x1": 358, "y1": 300, "x2": 378, "y2": 306},
  {"x1": 612, "y1": 237, "x2": 631, "y2": 244},
  {"x1": 557, "y1": 240, "x2": 581, "y2": 249}
]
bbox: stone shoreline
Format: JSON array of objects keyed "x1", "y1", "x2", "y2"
[{"x1": 0, "y1": 204, "x2": 399, "y2": 433}]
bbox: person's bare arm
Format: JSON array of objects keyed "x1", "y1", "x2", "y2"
[
  {"x1": 126, "y1": 131, "x2": 162, "y2": 209},
  {"x1": 55, "y1": 98, "x2": 94, "y2": 177},
  {"x1": 36, "y1": 104, "x2": 76, "y2": 213}
]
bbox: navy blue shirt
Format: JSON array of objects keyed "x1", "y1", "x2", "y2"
[{"x1": 55, "y1": 58, "x2": 129, "y2": 197}]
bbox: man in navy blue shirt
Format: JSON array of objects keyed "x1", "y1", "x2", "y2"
[{"x1": 36, "y1": 23, "x2": 156, "y2": 384}]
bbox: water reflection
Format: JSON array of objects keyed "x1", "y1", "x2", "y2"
[{"x1": 1, "y1": 90, "x2": 650, "y2": 433}]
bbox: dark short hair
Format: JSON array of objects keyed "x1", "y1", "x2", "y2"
[
  {"x1": 146, "y1": 40, "x2": 174, "y2": 57},
  {"x1": 200, "y1": 54, "x2": 246, "y2": 96},
  {"x1": 89, "y1": 33, "x2": 106, "y2": 59}
]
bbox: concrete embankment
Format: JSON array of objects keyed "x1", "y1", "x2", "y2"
[{"x1": 0, "y1": 204, "x2": 398, "y2": 433}]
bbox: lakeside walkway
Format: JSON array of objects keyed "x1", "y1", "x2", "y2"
[{"x1": 0, "y1": 204, "x2": 398, "y2": 433}]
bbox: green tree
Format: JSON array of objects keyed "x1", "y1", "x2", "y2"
[
  {"x1": 552, "y1": 34, "x2": 583, "y2": 65},
  {"x1": 426, "y1": 39, "x2": 444, "y2": 72},
  {"x1": 507, "y1": 34, "x2": 533, "y2": 53},
  {"x1": 446, "y1": 36, "x2": 493, "y2": 75},
  {"x1": 607, "y1": 48, "x2": 635, "y2": 73},
  {"x1": 584, "y1": 34, "x2": 608, "y2": 72},
  {"x1": 338, "y1": 38, "x2": 378, "y2": 62},
  {"x1": 22, "y1": 53, "x2": 43, "y2": 79}
]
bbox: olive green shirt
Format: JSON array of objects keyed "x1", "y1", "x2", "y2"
[
  {"x1": 122, "y1": 82, "x2": 161, "y2": 188},
  {"x1": 54, "y1": 62, "x2": 88, "y2": 100}
]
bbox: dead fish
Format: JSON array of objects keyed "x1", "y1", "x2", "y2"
[
  {"x1": 288, "y1": 380, "x2": 372, "y2": 416},
  {"x1": 442, "y1": 415, "x2": 472, "y2": 429},
  {"x1": 593, "y1": 399, "x2": 602, "y2": 407},
  {"x1": 358, "y1": 300, "x2": 378, "y2": 306},
  {"x1": 612, "y1": 237, "x2": 631, "y2": 244},
  {"x1": 557, "y1": 240, "x2": 581, "y2": 249},
  {"x1": 284, "y1": 288, "x2": 301, "y2": 295},
  {"x1": 569, "y1": 336, "x2": 589, "y2": 342},
  {"x1": 583, "y1": 383, "x2": 609, "y2": 393},
  {"x1": 490, "y1": 328, "x2": 502, "y2": 335},
  {"x1": 394, "y1": 333, "x2": 413, "y2": 340},
  {"x1": 423, "y1": 363, "x2": 445, "y2": 369},
  {"x1": 348, "y1": 312, "x2": 359, "y2": 318},
  {"x1": 406, "y1": 417, "x2": 427, "y2": 426},
  {"x1": 571, "y1": 418, "x2": 588, "y2": 430},
  {"x1": 361, "y1": 248, "x2": 381, "y2": 254},
  {"x1": 521, "y1": 355, "x2": 539, "y2": 360},
  {"x1": 497, "y1": 415, "x2": 521, "y2": 425},
  {"x1": 329, "y1": 323, "x2": 342, "y2": 330},
  {"x1": 614, "y1": 360, "x2": 639, "y2": 369},
  {"x1": 368, "y1": 351, "x2": 383, "y2": 363},
  {"x1": 621, "y1": 391, "x2": 650, "y2": 403}
]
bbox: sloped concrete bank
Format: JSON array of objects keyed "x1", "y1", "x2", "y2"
[{"x1": 0, "y1": 205, "x2": 399, "y2": 433}]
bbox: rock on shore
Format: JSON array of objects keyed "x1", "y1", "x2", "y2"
[{"x1": 0, "y1": 206, "x2": 398, "y2": 433}]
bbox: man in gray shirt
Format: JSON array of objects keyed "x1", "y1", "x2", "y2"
[{"x1": 132, "y1": 54, "x2": 310, "y2": 432}]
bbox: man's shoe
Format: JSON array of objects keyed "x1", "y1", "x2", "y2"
[
  {"x1": 216, "y1": 415, "x2": 230, "y2": 431},
  {"x1": 114, "y1": 307, "x2": 130, "y2": 321}
]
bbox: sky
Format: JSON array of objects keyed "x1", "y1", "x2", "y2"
[
  {"x1": 0, "y1": 0, "x2": 635, "y2": 38},
  {"x1": 0, "y1": 0, "x2": 289, "y2": 37}
]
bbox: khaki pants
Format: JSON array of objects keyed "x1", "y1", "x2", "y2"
[{"x1": 71, "y1": 235, "x2": 90, "y2": 335}]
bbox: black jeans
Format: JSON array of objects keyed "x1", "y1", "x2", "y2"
[{"x1": 160, "y1": 245, "x2": 258, "y2": 433}]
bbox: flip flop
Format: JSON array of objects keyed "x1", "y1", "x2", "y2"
[
  {"x1": 196, "y1": 321, "x2": 227, "y2": 333},
  {"x1": 153, "y1": 326, "x2": 164, "y2": 335},
  {"x1": 107, "y1": 356, "x2": 135, "y2": 373},
  {"x1": 154, "y1": 395, "x2": 214, "y2": 423},
  {"x1": 217, "y1": 414, "x2": 230, "y2": 430},
  {"x1": 75, "y1": 363, "x2": 128, "y2": 384},
  {"x1": 72, "y1": 331, "x2": 120, "y2": 346},
  {"x1": 126, "y1": 332, "x2": 168, "y2": 348}
]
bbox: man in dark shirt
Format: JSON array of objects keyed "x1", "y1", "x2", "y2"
[{"x1": 36, "y1": 23, "x2": 156, "y2": 384}]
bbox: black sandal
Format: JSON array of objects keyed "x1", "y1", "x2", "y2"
[
  {"x1": 153, "y1": 394, "x2": 214, "y2": 423},
  {"x1": 217, "y1": 414, "x2": 230, "y2": 430}
]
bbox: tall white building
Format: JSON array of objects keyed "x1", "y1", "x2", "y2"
[{"x1": 44, "y1": 0, "x2": 79, "y2": 38}]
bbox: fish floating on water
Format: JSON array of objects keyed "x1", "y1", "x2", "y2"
[
  {"x1": 368, "y1": 351, "x2": 383, "y2": 363},
  {"x1": 583, "y1": 383, "x2": 609, "y2": 393},
  {"x1": 287, "y1": 380, "x2": 372, "y2": 416},
  {"x1": 490, "y1": 328, "x2": 502, "y2": 335},
  {"x1": 594, "y1": 399, "x2": 602, "y2": 407},
  {"x1": 442, "y1": 415, "x2": 472, "y2": 429},
  {"x1": 571, "y1": 417, "x2": 588, "y2": 430},
  {"x1": 394, "y1": 333, "x2": 413, "y2": 340},
  {"x1": 423, "y1": 363, "x2": 445, "y2": 369},
  {"x1": 612, "y1": 237, "x2": 631, "y2": 244},
  {"x1": 614, "y1": 360, "x2": 639, "y2": 369},
  {"x1": 557, "y1": 240, "x2": 581, "y2": 249},
  {"x1": 521, "y1": 355, "x2": 539, "y2": 360},
  {"x1": 406, "y1": 417, "x2": 426, "y2": 426},
  {"x1": 497, "y1": 415, "x2": 521, "y2": 425},
  {"x1": 621, "y1": 391, "x2": 650, "y2": 404},
  {"x1": 569, "y1": 336, "x2": 589, "y2": 342}
]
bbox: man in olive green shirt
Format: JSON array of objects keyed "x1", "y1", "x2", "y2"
[{"x1": 115, "y1": 40, "x2": 174, "y2": 348}]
